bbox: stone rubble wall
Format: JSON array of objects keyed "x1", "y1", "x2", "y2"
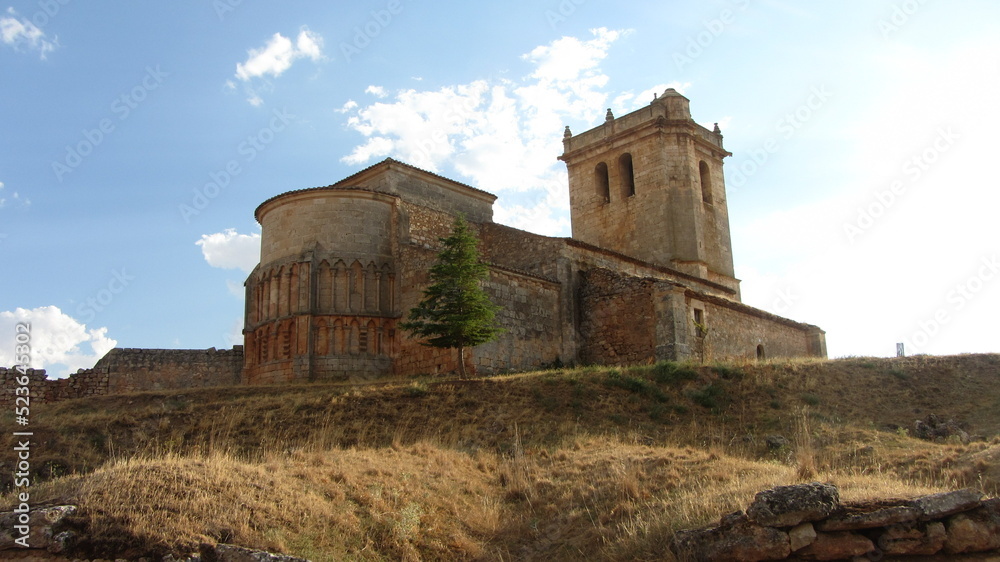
[
  {"x1": 672, "y1": 483, "x2": 1000, "y2": 561},
  {"x1": 577, "y1": 267, "x2": 662, "y2": 365},
  {"x1": 0, "y1": 347, "x2": 243, "y2": 406},
  {"x1": 577, "y1": 267, "x2": 823, "y2": 364}
]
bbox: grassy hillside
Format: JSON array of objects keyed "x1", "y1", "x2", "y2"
[{"x1": 3, "y1": 354, "x2": 999, "y2": 560}]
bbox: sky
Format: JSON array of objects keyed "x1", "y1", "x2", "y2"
[{"x1": 1, "y1": 1, "x2": 998, "y2": 376}]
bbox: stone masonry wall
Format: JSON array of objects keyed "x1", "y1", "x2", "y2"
[
  {"x1": 95, "y1": 347, "x2": 243, "y2": 394},
  {"x1": 577, "y1": 268, "x2": 822, "y2": 365},
  {"x1": 693, "y1": 291, "x2": 824, "y2": 361},
  {"x1": 396, "y1": 202, "x2": 564, "y2": 376},
  {"x1": 475, "y1": 267, "x2": 562, "y2": 373},
  {"x1": 0, "y1": 347, "x2": 243, "y2": 406},
  {"x1": 479, "y1": 223, "x2": 566, "y2": 280},
  {"x1": 577, "y1": 268, "x2": 661, "y2": 365},
  {"x1": 672, "y1": 483, "x2": 1000, "y2": 561},
  {"x1": 396, "y1": 243, "x2": 563, "y2": 376},
  {"x1": 0, "y1": 367, "x2": 108, "y2": 406}
]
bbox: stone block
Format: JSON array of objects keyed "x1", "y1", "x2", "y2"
[
  {"x1": 671, "y1": 517, "x2": 790, "y2": 562},
  {"x1": 794, "y1": 531, "x2": 874, "y2": 560},
  {"x1": 746, "y1": 482, "x2": 840, "y2": 528},
  {"x1": 817, "y1": 502, "x2": 921, "y2": 531},
  {"x1": 916, "y1": 488, "x2": 983, "y2": 520},
  {"x1": 945, "y1": 498, "x2": 1000, "y2": 554}
]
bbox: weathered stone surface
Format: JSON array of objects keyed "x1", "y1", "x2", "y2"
[
  {"x1": 671, "y1": 520, "x2": 790, "y2": 562},
  {"x1": 795, "y1": 531, "x2": 874, "y2": 560},
  {"x1": 915, "y1": 489, "x2": 983, "y2": 520},
  {"x1": 914, "y1": 413, "x2": 970, "y2": 443},
  {"x1": 817, "y1": 502, "x2": 921, "y2": 531},
  {"x1": 0, "y1": 347, "x2": 243, "y2": 407},
  {"x1": 945, "y1": 499, "x2": 1000, "y2": 554},
  {"x1": 789, "y1": 521, "x2": 817, "y2": 551},
  {"x1": 746, "y1": 482, "x2": 840, "y2": 528},
  {"x1": 877, "y1": 521, "x2": 947, "y2": 555},
  {"x1": 0, "y1": 505, "x2": 77, "y2": 552}
]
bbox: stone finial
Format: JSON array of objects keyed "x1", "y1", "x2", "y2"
[
  {"x1": 713, "y1": 122, "x2": 722, "y2": 134},
  {"x1": 563, "y1": 125, "x2": 572, "y2": 139},
  {"x1": 605, "y1": 108, "x2": 614, "y2": 122},
  {"x1": 653, "y1": 92, "x2": 658, "y2": 100}
]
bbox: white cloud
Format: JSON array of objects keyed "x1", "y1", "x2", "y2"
[
  {"x1": 235, "y1": 28, "x2": 324, "y2": 81},
  {"x1": 233, "y1": 27, "x2": 324, "y2": 105},
  {"x1": 521, "y1": 27, "x2": 622, "y2": 82},
  {"x1": 336, "y1": 99, "x2": 358, "y2": 114},
  {"x1": 0, "y1": 306, "x2": 117, "y2": 377},
  {"x1": 196, "y1": 229, "x2": 261, "y2": 273},
  {"x1": 342, "y1": 136, "x2": 394, "y2": 165},
  {"x1": 0, "y1": 8, "x2": 57, "y2": 59},
  {"x1": 295, "y1": 28, "x2": 322, "y2": 60},
  {"x1": 339, "y1": 28, "x2": 633, "y2": 236},
  {"x1": 365, "y1": 85, "x2": 388, "y2": 98}
]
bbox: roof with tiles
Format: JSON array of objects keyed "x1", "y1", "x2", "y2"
[{"x1": 254, "y1": 158, "x2": 497, "y2": 222}]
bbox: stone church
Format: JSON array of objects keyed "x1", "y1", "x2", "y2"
[{"x1": 241, "y1": 88, "x2": 826, "y2": 384}]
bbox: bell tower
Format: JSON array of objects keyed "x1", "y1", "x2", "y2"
[{"x1": 559, "y1": 88, "x2": 739, "y2": 298}]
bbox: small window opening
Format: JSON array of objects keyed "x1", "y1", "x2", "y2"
[
  {"x1": 595, "y1": 162, "x2": 610, "y2": 203},
  {"x1": 693, "y1": 308, "x2": 706, "y2": 336},
  {"x1": 619, "y1": 153, "x2": 635, "y2": 198},
  {"x1": 699, "y1": 160, "x2": 713, "y2": 204}
]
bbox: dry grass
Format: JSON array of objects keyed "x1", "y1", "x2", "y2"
[
  {"x1": 10, "y1": 436, "x2": 953, "y2": 561},
  {"x1": 1, "y1": 353, "x2": 998, "y2": 560}
]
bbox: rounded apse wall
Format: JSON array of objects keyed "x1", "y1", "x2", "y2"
[
  {"x1": 255, "y1": 187, "x2": 398, "y2": 268},
  {"x1": 244, "y1": 187, "x2": 400, "y2": 384}
]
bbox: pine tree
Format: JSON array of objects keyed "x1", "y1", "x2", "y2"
[{"x1": 400, "y1": 216, "x2": 502, "y2": 378}]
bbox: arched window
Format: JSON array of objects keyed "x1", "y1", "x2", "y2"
[
  {"x1": 619, "y1": 153, "x2": 635, "y2": 198},
  {"x1": 595, "y1": 162, "x2": 610, "y2": 204},
  {"x1": 756, "y1": 344, "x2": 766, "y2": 360},
  {"x1": 699, "y1": 160, "x2": 713, "y2": 204}
]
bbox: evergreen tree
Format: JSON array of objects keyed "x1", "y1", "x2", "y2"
[{"x1": 400, "y1": 216, "x2": 502, "y2": 378}]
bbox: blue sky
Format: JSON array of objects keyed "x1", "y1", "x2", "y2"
[{"x1": 1, "y1": 1, "x2": 998, "y2": 375}]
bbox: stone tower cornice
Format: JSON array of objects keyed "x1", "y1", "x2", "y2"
[{"x1": 560, "y1": 89, "x2": 730, "y2": 162}]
